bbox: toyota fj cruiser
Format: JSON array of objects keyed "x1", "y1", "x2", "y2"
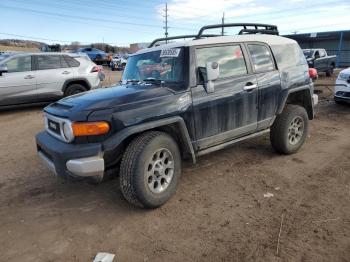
[{"x1": 36, "y1": 23, "x2": 318, "y2": 208}]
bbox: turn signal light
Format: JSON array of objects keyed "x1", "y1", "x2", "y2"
[{"x1": 72, "y1": 122, "x2": 110, "y2": 136}]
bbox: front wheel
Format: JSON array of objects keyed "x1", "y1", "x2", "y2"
[
  {"x1": 270, "y1": 105, "x2": 309, "y2": 154},
  {"x1": 119, "y1": 131, "x2": 181, "y2": 208}
]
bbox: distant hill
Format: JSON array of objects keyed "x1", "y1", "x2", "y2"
[{"x1": 0, "y1": 39, "x2": 45, "y2": 49}]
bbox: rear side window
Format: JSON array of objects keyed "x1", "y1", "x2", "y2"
[
  {"x1": 271, "y1": 43, "x2": 306, "y2": 69},
  {"x1": 4, "y1": 56, "x2": 32, "y2": 73},
  {"x1": 37, "y1": 55, "x2": 61, "y2": 70},
  {"x1": 248, "y1": 44, "x2": 275, "y2": 72},
  {"x1": 60, "y1": 56, "x2": 70, "y2": 68},
  {"x1": 196, "y1": 45, "x2": 247, "y2": 79},
  {"x1": 64, "y1": 56, "x2": 80, "y2": 67},
  {"x1": 319, "y1": 49, "x2": 326, "y2": 57}
]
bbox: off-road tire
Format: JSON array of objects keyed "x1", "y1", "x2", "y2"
[
  {"x1": 119, "y1": 131, "x2": 181, "y2": 208},
  {"x1": 64, "y1": 84, "x2": 88, "y2": 97},
  {"x1": 270, "y1": 105, "x2": 309, "y2": 154}
]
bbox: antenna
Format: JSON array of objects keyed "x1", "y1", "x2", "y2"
[
  {"x1": 221, "y1": 12, "x2": 225, "y2": 36},
  {"x1": 163, "y1": 3, "x2": 169, "y2": 43}
]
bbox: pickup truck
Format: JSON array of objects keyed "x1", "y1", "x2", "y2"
[
  {"x1": 78, "y1": 47, "x2": 109, "y2": 65},
  {"x1": 303, "y1": 49, "x2": 336, "y2": 76},
  {"x1": 36, "y1": 23, "x2": 318, "y2": 208}
]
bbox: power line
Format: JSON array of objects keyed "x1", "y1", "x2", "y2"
[
  {"x1": 8, "y1": 0, "x2": 162, "y2": 23},
  {"x1": 0, "y1": 4, "x2": 163, "y2": 29}
]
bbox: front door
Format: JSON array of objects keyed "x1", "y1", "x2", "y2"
[
  {"x1": 191, "y1": 44, "x2": 258, "y2": 150},
  {"x1": 0, "y1": 55, "x2": 36, "y2": 106}
]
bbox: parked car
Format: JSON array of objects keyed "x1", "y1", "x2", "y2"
[
  {"x1": 78, "y1": 47, "x2": 108, "y2": 65},
  {"x1": 110, "y1": 55, "x2": 128, "y2": 71},
  {"x1": 0, "y1": 52, "x2": 103, "y2": 108},
  {"x1": 36, "y1": 23, "x2": 318, "y2": 208},
  {"x1": 334, "y1": 67, "x2": 350, "y2": 104},
  {"x1": 302, "y1": 49, "x2": 336, "y2": 76}
]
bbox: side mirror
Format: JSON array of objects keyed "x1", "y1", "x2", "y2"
[
  {"x1": 204, "y1": 62, "x2": 219, "y2": 93},
  {"x1": 0, "y1": 66, "x2": 8, "y2": 76}
]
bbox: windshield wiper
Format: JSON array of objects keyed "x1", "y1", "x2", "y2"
[
  {"x1": 142, "y1": 78, "x2": 164, "y2": 85},
  {"x1": 123, "y1": 79, "x2": 140, "y2": 84}
]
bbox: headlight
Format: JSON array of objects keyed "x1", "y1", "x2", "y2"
[
  {"x1": 62, "y1": 122, "x2": 74, "y2": 142},
  {"x1": 338, "y1": 73, "x2": 349, "y2": 80}
]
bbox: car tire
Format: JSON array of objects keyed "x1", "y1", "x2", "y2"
[
  {"x1": 270, "y1": 105, "x2": 309, "y2": 154},
  {"x1": 119, "y1": 131, "x2": 181, "y2": 208},
  {"x1": 326, "y1": 65, "x2": 335, "y2": 77},
  {"x1": 64, "y1": 84, "x2": 88, "y2": 97}
]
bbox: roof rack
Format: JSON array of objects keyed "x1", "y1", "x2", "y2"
[
  {"x1": 148, "y1": 34, "x2": 219, "y2": 48},
  {"x1": 196, "y1": 23, "x2": 279, "y2": 39}
]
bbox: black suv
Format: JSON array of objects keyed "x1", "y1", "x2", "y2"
[{"x1": 36, "y1": 24, "x2": 318, "y2": 208}]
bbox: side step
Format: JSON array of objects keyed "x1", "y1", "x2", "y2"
[{"x1": 196, "y1": 129, "x2": 270, "y2": 157}]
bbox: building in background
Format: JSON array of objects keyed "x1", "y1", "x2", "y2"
[
  {"x1": 129, "y1": 42, "x2": 149, "y2": 53},
  {"x1": 285, "y1": 30, "x2": 350, "y2": 68}
]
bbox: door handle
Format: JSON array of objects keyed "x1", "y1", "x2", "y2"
[
  {"x1": 62, "y1": 71, "x2": 71, "y2": 75},
  {"x1": 24, "y1": 75, "x2": 35, "y2": 79},
  {"x1": 243, "y1": 83, "x2": 257, "y2": 91}
]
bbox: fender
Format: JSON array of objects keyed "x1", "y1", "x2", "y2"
[
  {"x1": 62, "y1": 78, "x2": 92, "y2": 93},
  {"x1": 277, "y1": 85, "x2": 314, "y2": 119},
  {"x1": 102, "y1": 116, "x2": 196, "y2": 164}
]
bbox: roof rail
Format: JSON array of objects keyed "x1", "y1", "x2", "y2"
[
  {"x1": 148, "y1": 34, "x2": 219, "y2": 48},
  {"x1": 196, "y1": 23, "x2": 279, "y2": 39}
]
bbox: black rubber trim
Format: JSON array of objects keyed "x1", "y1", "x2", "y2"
[{"x1": 103, "y1": 116, "x2": 196, "y2": 163}]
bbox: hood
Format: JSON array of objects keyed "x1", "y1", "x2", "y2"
[
  {"x1": 340, "y1": 67, "x2": 350, "y2": 75},
  {"x1": 45, "y1": 84, "x2": 174, "y2": 120}
]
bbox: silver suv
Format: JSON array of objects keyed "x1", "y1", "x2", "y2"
[{"x1": 0, "y1": 52, "x2": 103, "y2": 107}]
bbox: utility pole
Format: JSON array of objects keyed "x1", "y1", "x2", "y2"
[
  {"x1": 221, "y1": 12, "x2": 225, "y2": 36},
  {"x1": 163, "y1": 3, "x2": 169, "y2": 43}
]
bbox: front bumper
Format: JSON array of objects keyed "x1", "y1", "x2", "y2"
[
  {"x1": 334, "y1": 94, "x2": 350, "y2": 103},
  {"x1": 36, "y1": 131, "x2": 104, "y2": 178}
]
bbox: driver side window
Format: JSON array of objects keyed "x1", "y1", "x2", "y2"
[
  {"x1": 196, "y1": 45, "x2": 247, "y2": 83},
  {"x1": 5, "y1": 56, "x2": 32, "y2": 73}
]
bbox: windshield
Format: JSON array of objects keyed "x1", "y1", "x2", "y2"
[
  {"x1": 122, "y1": 48, "x2": 184, "y2": 84},
  {"x1": 303, "y1": 50, "x2": 313, "y2": 58}
]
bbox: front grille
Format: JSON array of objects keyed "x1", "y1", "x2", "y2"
[
  {"x1": 47, "y1": 119, "x2": 61, "y2": 135},
  {"x1": 45, "y1": 113, "x2": 72, "y2": 142}
]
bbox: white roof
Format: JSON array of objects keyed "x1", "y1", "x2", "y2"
[{"x1": 135, "y1": 34, "x2": 297, "y2": 55}]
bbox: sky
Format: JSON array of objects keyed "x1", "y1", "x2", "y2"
[{"x1": 0, "y1": 0, "x2": 349, "y2": 46}]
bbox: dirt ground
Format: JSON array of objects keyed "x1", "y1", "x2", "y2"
[{"x1": 0, "y1": 69, "x2": 349, "y2": 262}]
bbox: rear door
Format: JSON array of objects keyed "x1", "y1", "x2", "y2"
[
  {"x1": 0, "y1": 55, "x2": 36, "y2": 106},
  {"x1": 246, "y1": 43, "x2": 281, "y2": 130},
  {"x1": 191, "y1": 44, "x2": 258, "y2": 150},
  {"x1": 34, "y1": 55, "x2": 73, "y2": 100}
]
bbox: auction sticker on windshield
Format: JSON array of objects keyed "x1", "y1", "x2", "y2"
[{"x1": 160, "y1": 48, "x2": 181, "y2": 57}]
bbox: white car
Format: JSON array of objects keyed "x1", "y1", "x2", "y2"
[
  {"x1": 0, "y1": 52, "x2": 104, "y2": 108},
  {"x1": 334, "y1": 67, "x2": 350, "y2": 104}
]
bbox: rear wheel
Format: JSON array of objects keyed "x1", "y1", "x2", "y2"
[
  {"x1": 270, "y1": 105, "x2": 309, "y2": 154},
  {"x1": 119, "y1": 131, "x2": 181, "y2": 208},
  {"x1": 64, "y1": 84, "x2": 88, "y2": 97}
]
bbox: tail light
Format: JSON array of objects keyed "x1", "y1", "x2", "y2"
[
  {"x1": 91, "y1": 66, "x2": 101, "y2": 73},
  {"x1": 308, "y1": 68, "x2": 318, "y2": 80}
]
